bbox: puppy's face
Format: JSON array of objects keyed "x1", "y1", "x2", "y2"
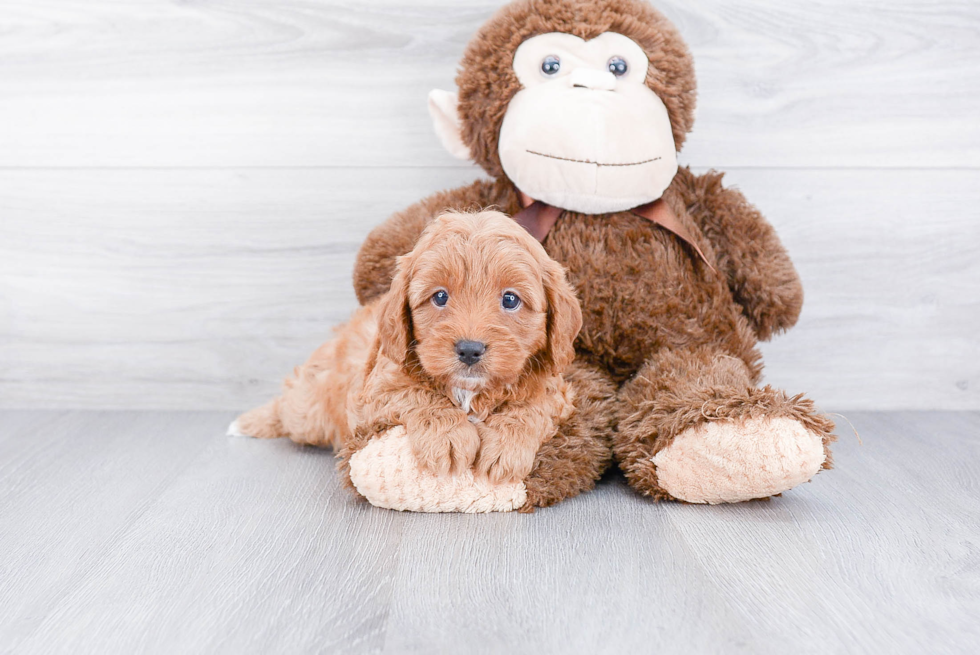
[{"x1": 377, "y1": 211, "x2": 582, "y2": 392}]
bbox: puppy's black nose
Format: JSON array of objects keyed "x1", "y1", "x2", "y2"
[{"x1": 455, "y1": 340, "x2": 486, "y2": 366}]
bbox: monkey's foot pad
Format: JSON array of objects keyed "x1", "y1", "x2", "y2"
[
  {"x1": 347, "y1": 426, "x2": 527, "y2": 512},
  {"x1": 653, "y1": 417, "x2": 826, "y2": 504}
]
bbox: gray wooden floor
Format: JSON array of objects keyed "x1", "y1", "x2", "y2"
[{"x1": 0, "y1": 411, "x2": 977, "y2": 654}]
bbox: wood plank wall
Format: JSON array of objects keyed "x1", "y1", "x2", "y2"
[{"x1": 1, "y1": 0, "x2": 978, "y2": 410}]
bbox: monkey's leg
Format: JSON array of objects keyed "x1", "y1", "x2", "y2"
[
  {"x1": 519, "y1": 360, "x2": 617, "y2": 511},
  {"x1": 613, "y1": 346, "x2": 835, "y2": 504}
]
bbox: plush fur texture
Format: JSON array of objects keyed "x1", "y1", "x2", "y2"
[
  {"x1": 236, "y1": 211, "x2": 608, "y2": 510},
  {"x1": 351, "y1": 0, "x2": 835, "y2": 504},
  {"x1": 347, "y1": 426, "x2": 529, "y2": 513},
  {"x1": 651, "y1": 417, "x2": 827, "y2": 504},
  {"x1": 497, "y1": 31, "x2": 680, "y2": 213},
  {"x1": 456, "y1": 0, "x2": 696, "y2": 179}
]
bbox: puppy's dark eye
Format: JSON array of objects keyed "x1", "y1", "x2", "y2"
[
  {"x1": 432, "y1": 290, "x2": 449, "y2": 307},
  {"x1": 541, "y1": 55, "x2": 561, "y2": 76},
  {"x1": 501, "y1": 292, "x2": 521, "y2": 311},
  {"x1": 607, "y1": 56, "x2": 628, "y2": 76}
]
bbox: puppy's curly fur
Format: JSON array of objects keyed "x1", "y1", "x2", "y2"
[{"x1": 235, "y1": 211, "x2": 583, "y2": 486}]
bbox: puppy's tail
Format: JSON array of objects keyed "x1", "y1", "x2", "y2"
[{"x1": 227, "y1": 399, "x2": 286, "y2": 439}]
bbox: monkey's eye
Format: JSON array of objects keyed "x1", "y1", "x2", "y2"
[
  {"x1": 607, "y1": 56, "x2": 628, "y2": 76},
  {"x1": 432, "y1": 290, "x2": 449, "y2": 307},
  {"x1": 501, "y1": 292, "x2": 522, "y2": 311},
  {"x1": 541, "y1": 55, "x2": 561, "y2": 76}
]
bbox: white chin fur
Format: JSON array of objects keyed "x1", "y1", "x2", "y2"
[{"x1": 452, "y1": 387, "x2": 478, "y2": 414}]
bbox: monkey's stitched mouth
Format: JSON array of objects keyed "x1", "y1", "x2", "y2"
[{"x1": 526, "y1": 150, "x2": 661, "y2": 167}]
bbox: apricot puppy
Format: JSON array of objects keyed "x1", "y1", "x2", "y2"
[{"x1": 232, "y1": 210, "x2": 582, "y2": 484}]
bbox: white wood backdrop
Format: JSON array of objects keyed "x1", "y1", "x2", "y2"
[{"x1": 1, "y1": 0, "x2": 978, "y2": 410}]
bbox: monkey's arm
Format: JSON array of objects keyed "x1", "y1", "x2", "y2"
[
  {"x1": 675, "y1": 167, "x2": 803, "y2": 341},
  {"x1": 353, "y1": 178, "x2": 504, "y2": 304}
]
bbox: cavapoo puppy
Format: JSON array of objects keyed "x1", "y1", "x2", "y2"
[{"x1": 230, "y1": 210, "x2": 582, "y2": 484}]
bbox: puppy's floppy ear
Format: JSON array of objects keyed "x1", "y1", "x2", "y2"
[
  {"x1": 540, "y1": 259, "x2": 582, "y2": 376},
  {"x1": 375, "y1": 255, "x2": 414, "y2": 367}
]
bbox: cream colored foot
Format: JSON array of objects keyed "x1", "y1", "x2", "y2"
[
  {"x1": 652, "y1": 417, "x2": 826, "y2": 504},
  {"x1": 348, "y1": 426, "x2": 527, "y2": 513}
]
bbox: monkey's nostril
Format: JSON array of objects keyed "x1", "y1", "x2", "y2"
[
  {"x1": 573, "y1": 84, "x2": 587, "y2": 89},
  {"x1": 455, "y1": 340, "x2": 486, "y2": 366}
]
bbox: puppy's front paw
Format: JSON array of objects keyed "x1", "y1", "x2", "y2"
[
  {"x1": 409, "y1": 421, "x2": 481, "y2": 476},
  {"x1": 476, "y1": 437, "x2": 538, "y2": 484}
]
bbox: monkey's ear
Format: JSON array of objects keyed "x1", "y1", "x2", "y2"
[{"x1": 427, "y1": 89, "x2": 471, "y2": 161}]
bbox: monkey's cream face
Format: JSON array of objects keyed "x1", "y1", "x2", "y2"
[{"x1": 498, "y1": 32, "x2": 678, "y2": 214}]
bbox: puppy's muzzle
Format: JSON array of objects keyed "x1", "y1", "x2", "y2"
[{"x1": 455, "y1": 340, "x2": 486, "y2": 366}]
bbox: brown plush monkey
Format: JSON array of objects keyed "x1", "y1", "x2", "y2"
[{"x1": 351, "y1": 0, "x2": 836, "y2": 508}]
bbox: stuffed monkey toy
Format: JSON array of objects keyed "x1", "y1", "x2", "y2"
[{"x1": 347, "y1": 0, "x2": 835, "y2": 509}]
